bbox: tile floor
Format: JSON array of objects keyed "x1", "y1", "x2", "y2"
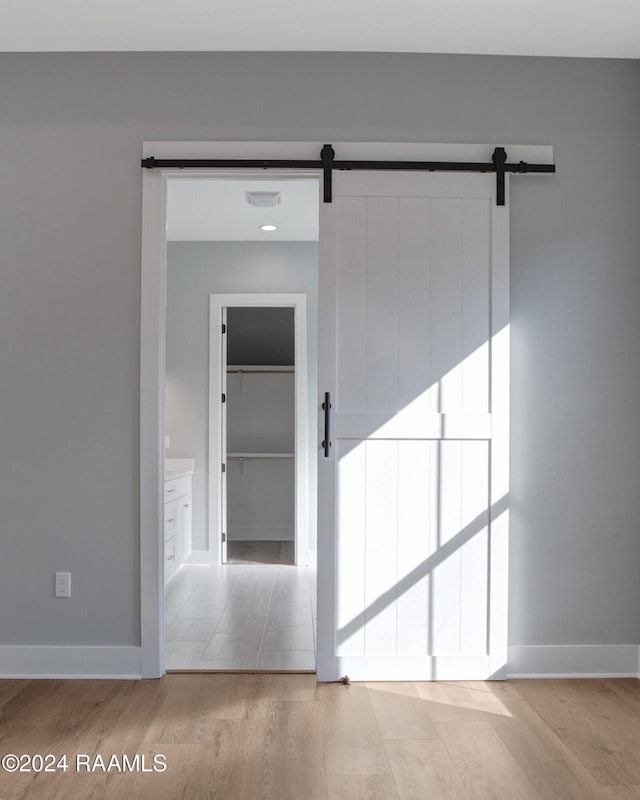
[{"x1": 164, "y1": 562, "x2": 316, "y2": 671}]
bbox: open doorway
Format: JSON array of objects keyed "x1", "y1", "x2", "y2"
[
  {"x1": 162, "y1": 176, "x2": 318, "y2": 671},
  {"x1": 210, "y1": 293, "x2": 310, "y2": 569},
  {"x1": 223, "y1": 306, "x2": 295, "y2": 566}
]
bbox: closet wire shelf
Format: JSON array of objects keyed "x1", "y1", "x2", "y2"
[{"x1": 227, "y1": 453, "x2": 294, "y2": 459}]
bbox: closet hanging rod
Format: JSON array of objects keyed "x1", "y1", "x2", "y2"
[
  {"x1": 228, "y1": 453, "x2": 294, "y2": 459},
  {"x1": 226, "y1": 368, "x2": 294, "y2": 374}
]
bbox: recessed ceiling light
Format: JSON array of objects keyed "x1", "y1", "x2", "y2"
[{"x1": 259, "y1": 224, "x2": 278, "y2": 232}]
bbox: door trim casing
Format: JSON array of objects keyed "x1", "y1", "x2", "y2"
[{"x1": 208, "y1": 293, "x2": 309, "y2": 568}]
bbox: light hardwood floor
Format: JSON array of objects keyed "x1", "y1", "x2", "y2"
[
  {"x1": 165, "y1": 563, "x2": 316, "y2": 671},
  {"x1": 1, "y1": 676, "x2": 640, "y2": 799}
]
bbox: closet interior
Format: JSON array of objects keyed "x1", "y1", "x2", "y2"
[{"x1": 225, "y1": 307, "x2": 295, "y2": 565}]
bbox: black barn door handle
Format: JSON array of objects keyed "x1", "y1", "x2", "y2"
[{"x1": 322, "y1": 392, "x2": 331, "y2": 457}]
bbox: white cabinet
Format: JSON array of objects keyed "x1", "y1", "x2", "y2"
[{"x1": 164, "y1": 471, "x2": 192, "y2": 583}]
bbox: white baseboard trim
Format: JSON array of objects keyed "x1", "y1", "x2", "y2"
[
  {"x1": 3, "y1": 643, "x2": 634, "y2": 680},
  {"x1": 0, "y1": 646, "x2": 142, "y2": 679},
  {"x1": 183, "y1": 549, "x2": 215, "y2": 566},
  {"x1": 297, "y1": 548, "x2": 317, "y2": 567},
  {"x1": 507, "y1": 644, "x2": 640, "y2": 678}
]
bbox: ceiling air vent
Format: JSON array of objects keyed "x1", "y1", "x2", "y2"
[{"x1": 245, "y1": 191, "x2": 282, "y2": 208}]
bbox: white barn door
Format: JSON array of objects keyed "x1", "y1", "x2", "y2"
[{"x1": 317, "y1": 170, "x2": 509, "y2": 681}]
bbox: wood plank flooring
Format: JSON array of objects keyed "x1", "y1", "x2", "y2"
[{"x1": 1, "y1": 677, "x2": 640, "y2": 799}]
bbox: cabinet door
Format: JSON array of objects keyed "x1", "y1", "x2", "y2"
[
  {"x1": 177, "y1": 495, "x2": 192, "y2": 562},
  {"x1": 165, "y1": 536, "x2": 177, "y2": 582},
  {"x1": 164, "y1": 500, "x2": 177, "y2": 543}
]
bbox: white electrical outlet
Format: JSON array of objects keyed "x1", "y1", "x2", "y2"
[{"x1": 55, "y1": 572, "x2": 71, "y2": 598}]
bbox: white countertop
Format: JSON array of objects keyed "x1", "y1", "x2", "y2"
[{"x1": 165, "y1": 458, "x2": 194, "y2": 480}]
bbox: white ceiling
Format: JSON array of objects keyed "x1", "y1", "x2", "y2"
[
  {"x1": 167, "y1": 179, "x2": 319, "y2": 242},
  {"x1": 1, "y1": 0, "x2": 639, "y2": 57}
]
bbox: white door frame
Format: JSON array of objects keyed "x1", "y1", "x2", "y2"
[
  {"x1": 208, "y1": 293, "x2": 309, "y2": 567},
  {"x1": 140, "y1": 140, "x2": 552, "y2": 679}
]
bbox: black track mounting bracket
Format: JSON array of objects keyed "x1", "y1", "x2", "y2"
[
  {"x1": 321, "y1": 144, "x2": 335, "y2": 203},
  {"x1": 492, "y1": 146, "x2": 507, "y2": 206}
]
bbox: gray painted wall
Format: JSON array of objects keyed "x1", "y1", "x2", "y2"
[
  {"x1": 0, "y1": 52, "x2": 639, "y2": 650},
  {"x1": 165, "y1": 241, "x2": 318, "y2": 552}
]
